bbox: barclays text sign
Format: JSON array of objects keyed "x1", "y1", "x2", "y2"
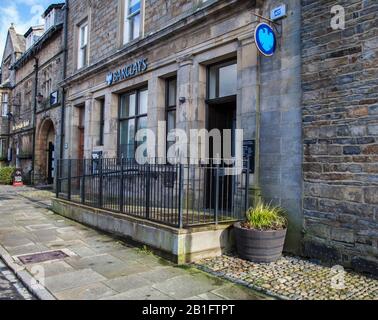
[{"x1": 106, "y1": 58, "x2": 148, "y2": 86}]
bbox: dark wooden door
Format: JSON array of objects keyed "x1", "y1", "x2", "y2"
[
  {"x1": 47, "y1": 142, "x2": 55, "y2": 184},
  {"x1": 206, "y1": 101, "x2": 236, "y2": 212}
]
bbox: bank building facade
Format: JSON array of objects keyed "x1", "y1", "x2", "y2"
[
  {"x1": 1, "y1": 0, "x2": 375, "y2": 274},
  {"x1": 54, "y1": 0, "x2": 303, "y2": 263}
]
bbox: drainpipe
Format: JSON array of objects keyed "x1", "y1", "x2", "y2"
[
  {"x1": 31, "y1": 57, "x2": 39, "y2": 184},
  {"x1": 252, "y1": 10, "x2": 263, "y2": 206},
  {"x1": 60, "y1": 0, "x2": 69, "y2": 161},
  {"x1": 253, "y1": 52, "x2": 262, "y2": 204}
]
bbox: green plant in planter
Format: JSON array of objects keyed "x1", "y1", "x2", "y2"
[
  {"x1": 244, "y1": 201, "x2": 287, "y2": 231},
  {"x1": 0, "y1": 167, "x2": 16, "y2": 185}
]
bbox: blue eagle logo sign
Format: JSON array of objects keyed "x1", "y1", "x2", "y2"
[
  {"x1": 106, "y1": 72, "x2": 114, "y2": 86},
  {"x1": 254, "y1": 23, "x2": 276, "y2": 56}
]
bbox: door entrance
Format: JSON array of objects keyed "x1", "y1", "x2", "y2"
[
  {"x1": 206, "y1": 99, "x2": 236, "y2": 212},
  {"x1": 47, "y1": 142, "x2": 55, "y2": 184}
]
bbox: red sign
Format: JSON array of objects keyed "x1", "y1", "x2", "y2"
[{"x1": 13, "y1": 169, "x2": 24, "y2": 187}]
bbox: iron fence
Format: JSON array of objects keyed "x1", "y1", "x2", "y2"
[{"x1": 56, "y1": 158, "x2": 250, "y2": 228}]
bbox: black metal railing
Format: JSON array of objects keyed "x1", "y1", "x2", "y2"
[{"x1": 56, "y1": 158, "x2": 250, "y2": 228}]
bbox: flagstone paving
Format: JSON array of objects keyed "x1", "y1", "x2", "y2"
[{"x1": 0, "y1": 186, "x2": 268, "y2": 300}]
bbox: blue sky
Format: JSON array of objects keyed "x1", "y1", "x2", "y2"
[{"x1": 0, "y1": 0, "x2": 63, "y2": 61}]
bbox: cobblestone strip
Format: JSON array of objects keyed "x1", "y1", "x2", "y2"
[{"x1": 195, "y1": 255, "x2": 378, "y2": 300}]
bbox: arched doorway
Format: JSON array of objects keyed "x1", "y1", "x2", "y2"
[{"x1": 35, "y1": 118, "x2": 56, "y2": 185}]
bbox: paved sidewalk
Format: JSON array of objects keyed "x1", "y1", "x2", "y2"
[{"x1": 0, "y1": 186, "x2": 268, "y2": 300}]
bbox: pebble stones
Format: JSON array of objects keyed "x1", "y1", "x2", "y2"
[{"x1": 195, "y1": 254, "x2": 378, "y2": 300}]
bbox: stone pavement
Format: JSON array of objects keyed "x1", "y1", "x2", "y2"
[
  {"x1": 196, "y1": 254, "x2": 378, "y2": 300},
  {"x1": 0, "y1": 259, "x2": 34, "y2": 300},
  {"x1": 0, "y1": 186, "x2": 268, "y2": 300}
]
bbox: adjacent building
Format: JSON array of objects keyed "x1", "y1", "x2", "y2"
[
  {"x1": 0, "y1": 3, "x2": 65, "y2": 184},
  {"x1": 0, "y1": 24, "x2": 25, "y2": 167}
]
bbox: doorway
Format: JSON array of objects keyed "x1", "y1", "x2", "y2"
[
  {"x1": 47, "y1": 142, "x2": 55, "y2": 184},
  {"x1": 35, "y1": 118, "x2": 56, "y2": 185},
  {"x1": 46, "y1": 125, "x2": 55, "y2": 184},
  {"x1": 206, "y1": 98, "x2": 236, "y2": 212},
  {"x1": 205, "y1": 59, "x2": 237, "y2": 213}
]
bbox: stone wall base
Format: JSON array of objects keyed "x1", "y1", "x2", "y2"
[
  {"x1": 302, "y1": 239, "x2": 378, "y2": 277},
  {"x1": 52, "y1": 198, "x2": 235, "y2": 264}
]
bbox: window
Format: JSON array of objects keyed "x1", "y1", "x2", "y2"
[
  {"x1": 1, "y1": 93, "x2": 8, "y2": 117},
  {"x1": 99, "y1": 99, "x2": 105, "y2": 146},
  {"x1": 45, "y1": 10, "x2": 55, "y2": 30},
  {"x1": 25, "y1": 32, "x2": 42, "y2": 50},
  {"x1": 43, "y1": 68, "x2": 52, "y2": 98},
  {"x1": 208, "y1": 60, "x2": 237, "y2": 99},
  {"x1": 0, "y1": 139, "x2": 6, "y2": 158},
  {"x1": 19, "y1": 134, "x2": 33, "y2": 157},
  {"x1": 123, "y1": 0, "x2": 141, "y2": 44},
  {"x1": 78, "y1": 21, "x2": 88, "y2": 69},
  {"x1": 165, "y1": 77, "x2": 177, "y2": 156},
  {"x1": 119, "y1": 87, "x2": 148, "y2": 158}
]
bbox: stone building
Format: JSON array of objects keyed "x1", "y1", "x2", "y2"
[
  {"x1": 302, "y1": 0, "x2": 378, "y2": 274},
  {"x1": 6, "y1": 3, "x2": 65, "y2": 184},
  {"x1": 60, "y1": 0, "x2": 303, "y2": 258},
  {"x1": 2, "y1": 0, "x2": 371, "y2": 273},
  {"x1": 0, "y1": 25, "x2": 25, "y2": 167}
]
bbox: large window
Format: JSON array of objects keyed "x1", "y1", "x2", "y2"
[
  {"x1": 119, "y1": 87, "x2": 148, "y2": 158},
  {"x1": 78, "y1": 21, "x2": 88, "y2": 69},
  {"x1": 99, "y1": 98, "x2": 105, "y2": 146},
  {"x1": 1, "y1": 93, "x2": 8, "y2": 117},
  {"x1": 123, "y1": 0, "x2": 141, "y2": 44},
  {"x1": 208, "y1": 60, "x2": 237, "y2": 100},
  {"x1": 165, "y1": 77, "x2": 177, "y2": 155}
]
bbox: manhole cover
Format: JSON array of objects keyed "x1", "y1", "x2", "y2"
[{"x1": 17, "y1": 250, "x2": 69, "y2": 264}]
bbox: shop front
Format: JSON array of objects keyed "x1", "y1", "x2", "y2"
[{"x1": 55, "y1": 0, "x2": 303, "y2": 261}]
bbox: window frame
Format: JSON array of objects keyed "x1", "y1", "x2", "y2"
[
  {"x1": 77, "y1": 20, "x2": 89, "y2": 69},
  {"x1": 123, "y1": 0, "x2": 142, "y2": 45},
  {"x1": 1, "y1": 93, "x2": 8, "y2": 117},
  {"x1": 118, "y1": 86, "x2": 148, "y2": 159},
  {"x1": 165, "y1": 77, "x2": 177, "y2": 158},
  {"x1": 0, "y1": 138, "x2": 6, "y2": 158},
  {"x1": 207, "y1": 59, "x2": 237, "y2": 102},
  {"x1": 45, "y1": 9, "x2": 55, "y2": 30}
]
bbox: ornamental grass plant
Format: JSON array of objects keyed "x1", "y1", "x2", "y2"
[{"x1": 243, "y1": 201, "x2": 287, "y2": 231}]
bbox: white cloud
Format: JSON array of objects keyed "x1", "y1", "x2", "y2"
[{"x1": 0, "y1": 2, "x2": 46, "y2": 62}]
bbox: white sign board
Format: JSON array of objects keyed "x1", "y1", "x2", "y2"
[{"x1": 270, "y1": 4, "x2": 287, "y2": 21}]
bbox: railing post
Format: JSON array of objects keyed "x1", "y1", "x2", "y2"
[
  {"x1": 81, "y1": 158, "x2": 85, "y2": 204},
  {"x1": 98, "y1": 157, "x2": 103, "y2": 208},
  {"x1": 67, "y1": 159, "x2": 71, "y2": 201},
  {"x1": 119, "y1": 157, "x2": 124, "y2": 213},
  {"x1": 214, "y1": 164, "x2": 220, "y2": 225},
  {"x1": 245, "y1": 159, "x2": 250, "y2": 213},
  {"x1": 178, "y1": 163, "x2": 184, "y2": 228},
  {"x1": 145, "y1": 163, "x2": 150, "y2": 220}
]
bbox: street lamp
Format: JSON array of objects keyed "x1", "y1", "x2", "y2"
[{"x1": 36, "y1": 93, "x2": 44, "y2": 103}]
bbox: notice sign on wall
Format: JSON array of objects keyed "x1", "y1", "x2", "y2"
[{"x1": 13, "y1": 169, "x2": 24, "y2": 187}]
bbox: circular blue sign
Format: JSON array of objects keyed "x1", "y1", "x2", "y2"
[{"x1": 254, "y1": 23, "x2": 276, "y2": 56}]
